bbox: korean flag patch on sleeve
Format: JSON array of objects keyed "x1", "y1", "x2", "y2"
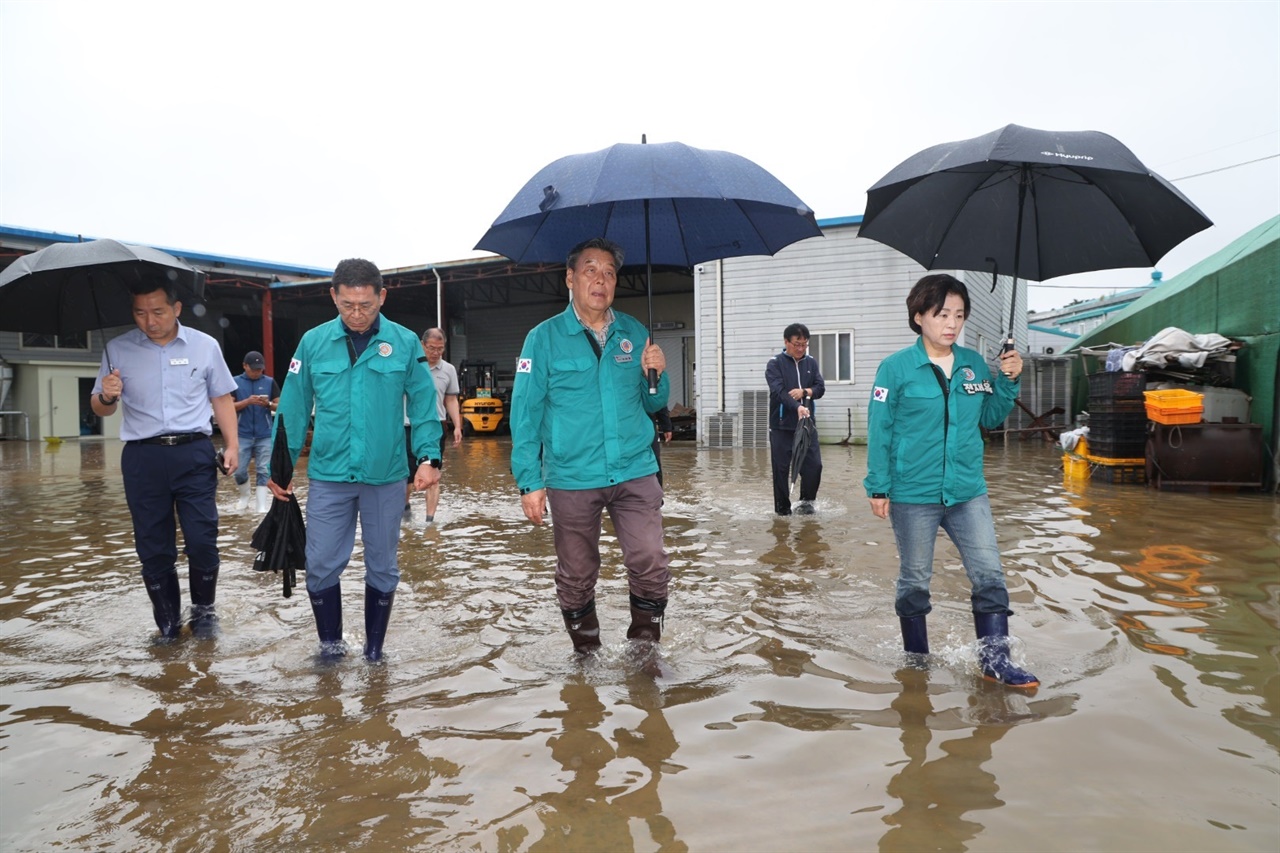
[
  {"x1": 517, "y1": 358, "x2": 532, "y2": 373},
  {"x1": 289, "y1": 357, "x2": 302, "y2": 375},
  {"x1": 872, "y1": 386, "x2": 889, "y2": 403}
]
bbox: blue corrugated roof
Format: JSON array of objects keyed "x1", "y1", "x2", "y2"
[
  {"x1": 0, "y1": 224, "x2": 332, "y2": 278},
  {"x1": 817, "y1": 215, "x2": 864, "y2": 229}
]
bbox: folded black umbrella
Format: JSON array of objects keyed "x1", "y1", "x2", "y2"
[
  {"x1": 789, "y1": 415, "x2": 817, "y2": 497},
  {"x1": 250, "y1": 420, "x2": 305, "y2": 597}
]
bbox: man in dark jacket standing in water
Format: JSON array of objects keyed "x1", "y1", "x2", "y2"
[{"x1": 766, "y1": 323, "x2": 825, "y2": 516}]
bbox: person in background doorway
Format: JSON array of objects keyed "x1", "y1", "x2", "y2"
[
  {"x1": 90, "y1": 281, "x2": 239, "y2": 641},
  {"x1": 270, "y1": 258, "x2": 441, "y2": 663},
  {"x1": 232, "y1": 350, "x2": 279, "y2": 513},
  {"x1": 766, "y1": 323, "x2": 825, "y2": 515},
  {"x1": 403, "y1": 327, "x2": 463, "y2": 527},
  {"x1": 864, "y1": 273, "x2": 1037, "y2": 688},
  {"x1": 510, "y1": 237, "x2": 671, "y2": 655}
]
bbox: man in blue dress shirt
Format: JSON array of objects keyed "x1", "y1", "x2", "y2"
[{"x1": 91, "y1": 281, "x2": 239, "y2": 641}]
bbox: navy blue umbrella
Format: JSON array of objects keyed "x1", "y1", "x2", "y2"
[
  {"x1": 860, "y1": 124, "x2": 1212, "y2": 352},
  {"x1": 476, "y1": 139, "x2": 823, "y2": 391}
]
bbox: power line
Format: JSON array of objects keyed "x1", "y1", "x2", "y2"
[{"x1": 1171, "y1": 153, "x2": 1279, "y2": 181}]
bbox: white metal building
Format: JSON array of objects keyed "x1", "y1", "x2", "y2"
[{"x1": 694, "y1": 216, "x2": 1023, "y2": 447}]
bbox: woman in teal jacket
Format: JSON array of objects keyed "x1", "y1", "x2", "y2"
[{"x1": 864, "y1": 274, "x2": 1038, "y2": 689}]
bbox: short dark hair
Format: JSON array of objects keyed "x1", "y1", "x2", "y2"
[
  {"x1": 332, "y1": 258, "x2": 383, "y2": 292},
  {"x1": 567, "y1": 237, "x2": 624, "y2": 271},
  {"x1": 129, "y1": 281, "x2": 178, "y2": 304},
  {"x1": 907, "y1": 274, "x2": 970, "y2": 335},
  {"x1": 783, "y1": 323, "x2": 810, "y2": 340}
]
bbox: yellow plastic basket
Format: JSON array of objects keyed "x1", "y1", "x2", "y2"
[{"x1": 1144, "y1": 389, "x2": 1204, "y2": 425}]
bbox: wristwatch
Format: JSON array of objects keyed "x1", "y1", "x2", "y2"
[
  {"x1": 98, "y1": 393, "x2": 119, "y2": 406},
  {"x1": 417, "y1": 456, "x2": 442, "y2": 469},
  {"x1": 871, "y1": 492, "x2": 888, "y2": 499}
]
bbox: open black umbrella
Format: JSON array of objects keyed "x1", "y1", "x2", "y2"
[
  {"x1": 860, "y1": 124, "x2": 1212, "y2": 351},
  {"x1": 250, "y1": 420, "x2": 306, "y2": 598},
  {"x1": 475, "y1": 138, "x2": 823, "y2": 392},
  {"x1": 0, "y1": 238, "x2": 206, "y2": 341},
  {"x1": 789, "y1": 413, "x2": 817, "y2": 497}
]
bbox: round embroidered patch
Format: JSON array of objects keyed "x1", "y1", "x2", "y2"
[
  {"x1": 620, "y1": 339, "x2": 633, "y2": 353},
  {"x1": 378, "y1": 342, "x2": 393, "y2": 357},
  {"x1": 961, "y1": 367, "x2": 975, "y2": 381}
]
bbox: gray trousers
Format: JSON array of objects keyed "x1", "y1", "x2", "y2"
[{"x1": 547, "y1": 475, "x2": 670, "y2": 612}]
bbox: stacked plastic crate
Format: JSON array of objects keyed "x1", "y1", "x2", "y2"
[{"x1": 1085, "y1": 371, "x2": 1147, "y2": 483}]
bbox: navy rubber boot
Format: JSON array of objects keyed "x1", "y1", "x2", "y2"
[
  {"x1": 626, "y1": 594, "x2": 666, "y2": 642},
  {"x1": 309, "y1": 585, "x2": 345, "y2": 659},
  {"x1": 188, "y1": 566, "x2": 220, "y2": 638},
  {"x1": 145, "y1": 570, "x2": 183, "y2": 642},
  {"x1": 900, "y1": 615, "x2": 929, "y2": 655},
  {"x1": 974, "y1": 612, "x2": 1039, "y2": 689},
  {"x1": 561, "y1": 599, "x2": 602, "y2": 654},
  {"x1": 363, "y1": 585, "x2": 395, "y2": 663}
]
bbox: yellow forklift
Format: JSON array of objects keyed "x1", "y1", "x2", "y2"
[{"x1": 458, "y1": 360, "x2": 507, "y2": 436}]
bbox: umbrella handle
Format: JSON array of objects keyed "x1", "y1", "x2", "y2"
[
  {"x1": 1000, "y1": 336, "x2": 1016, "y2": 356},
  {"x1": 648, "y1": 368, "x2": 658, "y2": 395}
]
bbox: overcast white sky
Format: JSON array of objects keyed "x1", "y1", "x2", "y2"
[{"x1": 2, "y1": 0, "x2": 1277, "y2": 311}]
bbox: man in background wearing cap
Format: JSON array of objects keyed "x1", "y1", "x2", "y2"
[{"x1": 232, "y1": 351, "x2": 280, "y2": 512}]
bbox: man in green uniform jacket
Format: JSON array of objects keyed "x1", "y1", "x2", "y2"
[
  {"x1": 271, "y1": 258, "x2": 441, "y2": 662},
  {"x1": 510, "y1": 237, "x2": 672, "y2": 654}
]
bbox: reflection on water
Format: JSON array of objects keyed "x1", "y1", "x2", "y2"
[{"x1": 1, "y1": 438, "x2": 1277, "y2": 852}]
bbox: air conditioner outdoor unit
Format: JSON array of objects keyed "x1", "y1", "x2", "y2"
[{"x1": 1043, "y1": 346, "x2": 1056, "y2": 355}]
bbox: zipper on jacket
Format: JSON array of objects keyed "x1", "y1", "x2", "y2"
[{"x1": 929, "y1": 364, "x2": 950, "y2": 503}]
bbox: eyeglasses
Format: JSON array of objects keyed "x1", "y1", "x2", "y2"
[
  {"x1": 424, "y1": 345, "x2": 445, "y2": 353},
  {"x1": 337, "y1": 301, "x2": 378, "y2": 315}
]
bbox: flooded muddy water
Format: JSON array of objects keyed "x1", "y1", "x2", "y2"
[{"x1": 1, "y1": 437, "x2": 1277, "y2": 852}]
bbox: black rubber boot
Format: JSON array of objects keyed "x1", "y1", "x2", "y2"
[
  {"x1": 363, "y1": 585, "x2": 395, "y2": 663},
  {"x1": 145, "y1": 570, "x2": 183, "y2": 642},
  {"x1": 188, "y1": 566, "x2": 219, "y2": 638},
  {"x1": 561, "y1": 599, "x2": 602, "y2": 654},
  {"x1": 309, "y1": 584, "x2": 345, "y2": 659},
  {"x1": 974, "y1": 612, "x2": 1039, "y2": 689},
  {"x1": 626, "y1": 594, "x2": 666, "y2": 642},
  {"x1": 900, "y1": 615, "x2": 929, "y2": 655}
]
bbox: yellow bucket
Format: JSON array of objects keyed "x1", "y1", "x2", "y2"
[{"x1": 1063, "y1": 454, "x2": 1090, "y2": 479}]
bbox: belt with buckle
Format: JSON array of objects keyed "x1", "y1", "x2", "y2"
[{"x1": 134, "y1": 432, "x2": 207, "y2": 446}]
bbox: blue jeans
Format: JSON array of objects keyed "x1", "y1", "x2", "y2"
[
  {"x1": 234, "y1": 435, "x2": 272, "y2": 486},
  {"x1": 888, "y1": 494, "x2": 1011, "y2": 618},
  {"x1": 304, "y1": 479, "x2": 405, "y2": 594}
]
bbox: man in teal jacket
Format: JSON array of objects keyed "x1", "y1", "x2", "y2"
[
  {"x1": 864, "y1": 273, "x2": 1038, "y2": 688},
  {"x1": 270, "y1": 258, "x2": 441, "y2": 662},
  {"x1": 510, "y1": 237, "x2": 672, "y2": 654}
]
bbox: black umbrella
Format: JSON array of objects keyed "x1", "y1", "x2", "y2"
[
  {"x1": 475, "y1": 138, "x2": 823, "y2": 392},
  {"x1": 250, "y1": 420, "x2": 306, "y2": 598},
  {"x1": 860, "y1": 124, "x2": 1212, "y2": 351},
  {"x1": 789, "y1": 414, "x2": 817, "y2": 497},
  {"x1": 0, "y1": 238, "x2": 206, "y2": 344}
]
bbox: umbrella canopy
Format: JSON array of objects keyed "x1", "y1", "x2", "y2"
[
  {"x1": 789, "y1": 415, "x2": 817, "y2": 497},
  {"x1": 250, "y1": 421, "x2": 306, "y2": 598},
  {"x1": 475, "y1": 140, "x2": 823, "y2": 271},
  {"x1": 860, "y1": 124, "x2": 1212, "y2": 343},
  {"x1": 0, "y1": 238, "x2": 205, "y2": 336}
]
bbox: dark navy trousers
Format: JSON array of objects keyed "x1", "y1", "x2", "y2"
[{"x1": 121, "y1": 438, "x2": 220, "y2": 582}]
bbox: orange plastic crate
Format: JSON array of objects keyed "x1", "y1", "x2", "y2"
[{"x1": 1144, "y1": 389, "x2": 1204, "y2": 425}]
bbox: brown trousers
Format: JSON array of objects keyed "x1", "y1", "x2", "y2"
[{"x1": 547, "y1": 475, "x2": 670, "y2": 612}]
